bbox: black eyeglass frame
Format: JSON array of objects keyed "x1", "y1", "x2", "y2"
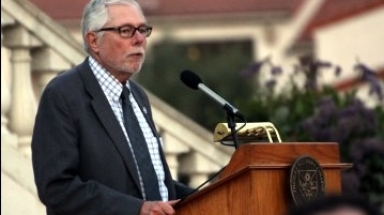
[{"x1": 96, "y1": 24, "x2": 153, "y2": 38}]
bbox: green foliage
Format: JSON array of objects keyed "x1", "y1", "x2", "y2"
[{"x1": 138, "y1": 39, "x2": 254, "y2": 130}]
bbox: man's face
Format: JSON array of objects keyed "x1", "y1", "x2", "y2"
[{"x1": 89, "y1": 4, "x2": 148, "y2": 82}]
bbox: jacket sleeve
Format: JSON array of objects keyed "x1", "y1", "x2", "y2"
[
  {"x1": 173, "y1": 181, "x2": 195, "y2": 199},
  {"x1": 31, "y1": 79, "x2": 143, "y2": 215}
]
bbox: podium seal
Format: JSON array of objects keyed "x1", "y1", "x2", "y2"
[{"x1": 289, "y1": 155, "x2": 325, "y2": 205}]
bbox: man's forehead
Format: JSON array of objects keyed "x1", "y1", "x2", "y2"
[
  {"x1": 106, "y1": 4, "x2": 145, "y2": 25},
  {"x1": 107, "y1": 4, "x2": 145, "y2": 20}
]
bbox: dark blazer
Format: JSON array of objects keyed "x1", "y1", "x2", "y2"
[{"x1": 32, "y1": 58, "x2": 193, "y2": 215}]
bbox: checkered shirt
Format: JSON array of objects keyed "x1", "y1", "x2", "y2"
[{"x1": 89, "y1": 57, "x2": 168, "y2": 201}]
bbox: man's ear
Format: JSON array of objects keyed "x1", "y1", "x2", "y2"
[{"x1": 86, "y1": 32, "x2": 100, "y2": 53}]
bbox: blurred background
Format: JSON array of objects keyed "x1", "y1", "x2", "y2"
[{"x1": 2, "y1": 0, "x2": 383, "y2": 214}]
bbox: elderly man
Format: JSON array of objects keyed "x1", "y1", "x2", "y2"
[{"x1": 31, "y1": 0, "x2": 193, "y2": 215}]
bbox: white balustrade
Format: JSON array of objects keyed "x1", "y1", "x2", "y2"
[
  {"x1": 162, "y1": 131, "x2": 192, "y2": 180},
  {"x1": 1, "y1": 43, "x2": 18, "y2": 147},
  {"x1": 2, "y1": 25, "x2": 43, "y2": 157},
  {"x1": 179, "y1": 152, "x2": 223, "y2": 188},
  {"x1": 32, "y1": 47, "x2": 71, "y2": 95},
  {"x1": 8, "y1": 47, "x2": 37, "y2": 157}
]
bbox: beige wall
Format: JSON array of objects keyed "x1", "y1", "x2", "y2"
[
  {"x1": 315, "y1": 6, "x2": 384, "y2": 82},
  {"x1": 315, "y1": 6, "x2": 384, "y2": 107}
]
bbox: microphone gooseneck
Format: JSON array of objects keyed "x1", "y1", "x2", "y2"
[
  {"x1": 180, "y1": 70, "x2": 247, "y2": 149},
  {"x1": 180, "y1": 70, "x2": 243, "y2": 117}
]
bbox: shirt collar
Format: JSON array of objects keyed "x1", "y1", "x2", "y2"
[{"x1": 88, "y1": 56, "x2": 130, "y2": 101}]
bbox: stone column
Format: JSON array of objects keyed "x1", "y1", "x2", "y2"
[
  {"x1": 165, "y1": 154, "x2": 180, "y2": 180},
  {"x1": 3, "y1": 26, "x2": 39, "y2": 157},
  {"x1": 1, "y1": 45, "x2": 18, "y2": 147},
  {"x1": 1, "y1": 58, "x2": 12, "y2": 135},
  {"x1": 161, "y1": 131, "x2": 191, "y2": 180},
  {"x1": 9, "y1": 47, "x2": 37, "y2": 157},
  {"x1": 31, "y1": 47, "x2": 71, "y2": 96}
]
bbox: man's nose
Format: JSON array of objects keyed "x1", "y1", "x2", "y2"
[{"x1": 131, "y1": 30, "x2": 146, "y2": 45}]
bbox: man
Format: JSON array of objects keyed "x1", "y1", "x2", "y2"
[{"x1": 31, "y1": 0, "x2": 193, "y2": 214}]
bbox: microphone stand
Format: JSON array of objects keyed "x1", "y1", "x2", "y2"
[{"x1": 224, "y1": 104, "x2": 240, "y2": 149}]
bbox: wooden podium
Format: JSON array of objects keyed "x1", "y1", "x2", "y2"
[{"x1": 175, "y1": 142, "x2": 350, "y2": 215}]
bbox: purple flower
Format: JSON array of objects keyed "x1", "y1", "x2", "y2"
[
  {"x1": 265, "y1": 79, "x2": 276, "y2": 89},
  {"x1": 341, "y1": 171, "x2": 360, "y2": 194},
  {"x1": 315, "y1": 61, "x2": 332, "y2": 68},
  {"x1": 355, "y1": 63, "x2": 376, "y2": 77},
  {"x1": 368, "y1": 79, "x2": 383, "y2": 100},
  {"x1": 317, "y1": 97, "x2": 337, "y2": 119},
  {"x1": 354, "y1": 63, "x2": 383, "y2": 100},
  {"x1": 240, "y1": 61, "x2": 265, "y2": 77},
  {"x1": 361, "y1": 108, "x2": 376, "y2": 125},
  {"x1": 351, "y1": 138, "x2": 384, "y2": 161},
  {"x1": 271, "y1": 66, "x2": 283, "y2": 76},
  {"x1": 334, "y1": 66, "x2": 342, "y2": 76}
]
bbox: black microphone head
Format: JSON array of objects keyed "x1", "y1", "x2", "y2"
[{"x1": 180, "y1": 70, "x2": 202, "y2": 90}]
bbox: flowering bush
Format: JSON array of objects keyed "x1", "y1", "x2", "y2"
[
  {"x1": 301, "y1": 97, "x2": 384, "y2": 206},
  {"x1": 239, "y1": 56, "x2": 384, "y2": 208}
]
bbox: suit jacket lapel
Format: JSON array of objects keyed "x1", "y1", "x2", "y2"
[
  {"x1": 129, "y1": 82, "x2": 158, "y2": 138},
  {"x1": 77, "y1": 59, "x2": 142, "y2": 193}
]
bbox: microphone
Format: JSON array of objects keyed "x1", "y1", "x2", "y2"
[{"x1": 180, "y1": 70, "x2": 244, "y2": 118}]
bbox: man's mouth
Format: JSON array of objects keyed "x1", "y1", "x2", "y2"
[{"x1": 128, "y1": 52, "x2": 143, "y2": 60}]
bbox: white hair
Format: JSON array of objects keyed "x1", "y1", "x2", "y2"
[{"x1": 81, "y1": 0, "x2": 144, "y2": 53}]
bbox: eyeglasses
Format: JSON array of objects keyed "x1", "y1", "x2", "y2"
[{"x1": 96, "y1": 24, "x2": 153, "y2": 38}]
